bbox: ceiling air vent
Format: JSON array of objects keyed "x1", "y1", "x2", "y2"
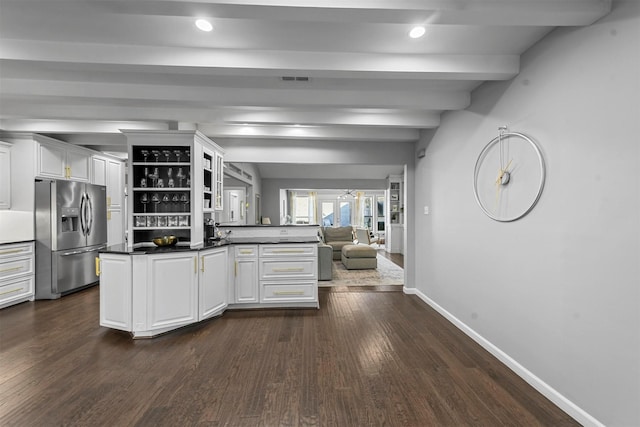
[{"x1": 280, "y1": 76, "x2": 310, "y2": 82}]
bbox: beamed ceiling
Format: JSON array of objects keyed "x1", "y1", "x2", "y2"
[{"x1": 0, "y1": 0, "x2": 611, "y2": 178}]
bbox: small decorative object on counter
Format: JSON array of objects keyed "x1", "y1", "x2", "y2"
[{"x1": 152, "y1": 235, "x2": 178, "y2": 247}]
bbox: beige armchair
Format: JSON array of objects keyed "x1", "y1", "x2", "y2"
[{"x1": 355, "y1": 228, "x2": 379, "y2": 247}]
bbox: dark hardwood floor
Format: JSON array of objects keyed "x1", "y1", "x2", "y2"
[
  {"x1": 377, "y1": 248, "x2": 404, "y2": 268},
  {"x1": 0, "y1": 285, "x2": 577, "y2": 426}
]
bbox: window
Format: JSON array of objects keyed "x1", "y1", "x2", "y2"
[{"x1": 294, "y1": 196, "x2": 311, "y2": 224}]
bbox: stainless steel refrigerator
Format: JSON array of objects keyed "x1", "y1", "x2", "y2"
[{"x1": 35, "y1": 179, "x2": 107, "y2": 299}]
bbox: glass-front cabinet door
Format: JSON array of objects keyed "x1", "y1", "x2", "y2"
[{"x1": 213, "y1": 151, "x2": 224, "y2": 211}]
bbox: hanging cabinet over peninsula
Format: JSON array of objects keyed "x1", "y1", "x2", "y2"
[{"x1": 123, "y1": 130, "x2": 224, "y2": 249}]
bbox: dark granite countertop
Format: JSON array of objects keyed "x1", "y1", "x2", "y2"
[{"x1": 101, "y1": 237, "x2": 319, "y2": 255}]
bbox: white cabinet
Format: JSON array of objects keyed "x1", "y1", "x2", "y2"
[
  {"x1": 99, "y1": 253, "x2": 132, "y2": 331},
  {"x1": 36, "y1": 139, "x2": 91, "y2": 182},
  {"x1": 92, "y1": 155, "x2": 125, "y2": 246},
  {"x1": 231, "y1": 245, "x2": 259, "y2": 304},
  {"x1": 123, "y1": 130, "x2": 224, "y2": 249},
  {"x1": 0, "y1": 142, "x2": 11, "y2": 209},
  {"x1": 258, "y1": 243, "x2": 318, "y2": 306},
  {"x1": 199, "y1": 247, "x2": 228, "y2": 320},
  {"x1": 0, "y1": 241, "x2": 35, "y2": 309},
  {"x1": 145, "y1": 252, "x2": 198, "y2": 331},
  {"x1": 99, "y1": 248, "x2": 227, "y2": 338}
]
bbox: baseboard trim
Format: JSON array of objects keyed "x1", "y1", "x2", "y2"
[{"x1": 402, "y1": 286, "x2": 604, "y2": 427}]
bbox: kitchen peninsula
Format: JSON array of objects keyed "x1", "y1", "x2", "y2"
[{"x1": 98, "y1": 225, "x2": 320, "y2": 338}]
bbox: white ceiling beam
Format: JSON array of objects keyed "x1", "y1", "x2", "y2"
[
  {"x1": 221, "y1": 109, "x2": 441, "y2": 128},
  {"x1": 0, "y1": 40, "x2": 519, "y2": 81},
  {"x1": 88, "y1": 0, "x2": 611, "y2": 26},
  {"x1": 0, "y1": 119, "x2": 169, "y2": 134},
  {"x1": 197, "y1": 124, "x2": 420, "y2": 142},
  {"x1": 1, "y1": 79, "x2": 471, "y2": 110},
  {"x1": 0, "y1": 102, "x2": 440, "y2": 128}
]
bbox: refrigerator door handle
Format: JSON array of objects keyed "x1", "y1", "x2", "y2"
[
  {"x1": 79, "y1": 193, "x2": 87, "y2": 236},
  {"x1": 86, "y1": 193, "x2": 93, "y2": 236}
]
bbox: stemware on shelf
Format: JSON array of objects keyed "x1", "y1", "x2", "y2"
[
  {"x1": 162, "y1": 194, "x2": 170, "y2": 212},
  {"x1": 151, "y1": 150, "x2": 160, "y2": 163},
  {"x1": 180, "y1": 193, "x2": 189, "y2": 212},
  {"x1": 173, "y1": 149, "x2": 182, "y2": 162},
  {"x1": 162, "y1": 150, "x2": 171, "y2": 162},
  {"x1": 140, "y1": 149, "x2": 149, "y2": 163},
  {"x1": 176, "y1": 168, "x2": 185, "y2": 187},
  {"x1": 148, "y1": 167, "x2": 159, "y2": 188},
  {"x1": 151, "y1": 193, "x2": 160, "y2": 213},
  {"x1": 140, "y1": 193, "x2": 149, "y2": 213}
]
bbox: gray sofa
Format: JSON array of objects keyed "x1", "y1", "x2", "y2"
[
  {"x1": 320, "y1": 226, "x2": 355, "y2": 260},
  {"x1": 317, "y1": 243, "x2": 332, "y2": 281}
]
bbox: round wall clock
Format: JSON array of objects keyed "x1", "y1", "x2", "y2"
[{"x1": 473, "y1": 128, "x2": 546, "y2": 222}]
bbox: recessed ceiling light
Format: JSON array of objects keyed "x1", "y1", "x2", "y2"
[
  {"x1": 195, "y1": 19, "x2": 213, "y2": 32},
  {"x1": 409, "y1": 26, "x2": 426, "y2": 39}
]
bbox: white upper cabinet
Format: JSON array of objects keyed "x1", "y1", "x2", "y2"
[{"x1": 36, "y1": 138, "x2": 91, "y2": 182}]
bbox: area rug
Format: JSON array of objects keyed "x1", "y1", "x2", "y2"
[{"x1": 318, "y1": 254, "x2": 404, "y2": 287}]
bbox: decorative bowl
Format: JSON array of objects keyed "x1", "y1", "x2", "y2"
[{"x1": 152, "y1": 235, "x2": 178, "y2": 247}]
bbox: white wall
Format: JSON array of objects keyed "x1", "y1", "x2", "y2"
[
  {"x1": 412, "y1": 2, "x2": 639, "y2": 426},
  {"x1": 0, "y1": 136, "x2": 36, "y2": 243}
]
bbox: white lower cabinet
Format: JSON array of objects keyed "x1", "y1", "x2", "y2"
[
  {"x1": 231, "y1": 245, "x2": 259, "y2": 304},
  {"x1": 258, "y1": 243, "x2": 318, "y2": 307},
  {"x1": 99, "y1": 253, "x2": 132, "y2": 331},
  {"x1": 99, "y1": 241, "x2": 318, "y2": 338},
  {"x1": 145, "y1": 252, "x2": 198, "y2": 331},
  {"x1": 199, "y1": 247, "x2": 228, "y2": 320},
  {"x1": 0, "y1": 241, "x2": 35, "y2": 309}
]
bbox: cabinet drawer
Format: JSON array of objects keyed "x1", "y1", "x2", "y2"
[
  {"x1": 0, "y1": 242, "x2": 34, "y2": 260},
  {"x1": 259, "y1": 244, "x2": 316, "y2": 258},
  {"x1": 0, "y1": 275, "x2": 34, "y2": 307},
  {"x1": 0, "y1": 256, "x2": 33, "y2": 281},
  {"x1": 235, "y1": 245, "x2": 258, "y2": 258},
  {"x1": 261, "y1": 282, "x2": 316, "y2": 303},
  {"x1": 259, "y1": 259, "x2": 317, "y2": 280}
]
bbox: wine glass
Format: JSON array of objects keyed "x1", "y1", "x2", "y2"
[
  {"x1": 167, "y1": 168, "x2": 174, "y2": 188},
  {"x1": 140, "y1": 149, "x2": 149, "y2": 163},
  {"x1": 180, "y1": 193, "x2": 189, "y2": 212},
  {"x1": 162, "y1": 150, "x2": 171, "y2": 162},
  {"x1": 148, "y1": 167, "x2": 159, "y2": 188},
  {"x1": 140, "y1": 193, "x2": 148, "y2": 213},
  {"x1": 151, "y1": 193, "x2": 160, "y2": 213},
  {"x1": 173, "y1": 149, "x2": 182, "y2": 162},
  {"x1": 176, "y1": 168, "x2": 185, "y2": 187},
  {"x1": 151, "y1": 150, "x2": 160, "y2": 163},
  {"x1": 162, "y1": 194, "x2": 170, "y2": 212},
  {"x1": 172, "y1": 193, "x2": 179, "y2": 210}
]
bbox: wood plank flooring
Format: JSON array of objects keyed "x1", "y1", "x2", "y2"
[{"x1": 0, "y1": 285, "x2": 577, "y2": 426}]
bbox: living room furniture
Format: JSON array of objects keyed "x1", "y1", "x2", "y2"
[
  {"x1": 354, "y1": 228, "x2": 379, "y2": 247},
  {"x1": 317, "y1": 243, "x2": 332, "y2": 281},
  {"x1": 320, "y1": 226, "x2": 355, "y2": 260},
  {"x1": 341, "y1": 244, "x2": 377, "y2": 270}
]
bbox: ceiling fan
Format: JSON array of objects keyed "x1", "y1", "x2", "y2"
[{"x1": 338, "y1": 189, "x2": 356, "y2": 199}]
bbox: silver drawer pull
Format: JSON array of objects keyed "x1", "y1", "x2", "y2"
[
  {"x1": 0, "y1": 287, "x2": 23, "y2": 296},
  {"x1": 274, "y1": 291, "x2": 305, "y2": 296},
  {"x1": 0, "y1": 266, "x2": 24, "y2": 273},
  {"x1": 272, "y1": 268, "x2": 304, "y2": 272},
  {"x1": 239, "y1": 250, "x2": 254, "y2": 254},
  {"x1": 0, "y1": 249, "x2": 24, "y2": 255}
]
